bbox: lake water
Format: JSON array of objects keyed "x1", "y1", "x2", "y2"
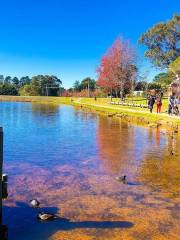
[{"x1": 0, "y1": 102, "x2": 180, "y2": 240}]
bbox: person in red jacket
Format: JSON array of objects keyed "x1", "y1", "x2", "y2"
[{"x1": 156, "y1": 96, "x2": 162, "y2": 113}]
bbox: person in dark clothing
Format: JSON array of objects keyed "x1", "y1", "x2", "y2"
[
  {"x1": 173, "y1": 95, "x2": 179, "y2": 115},
  {"x1": 168, "y1": 94, "x2": 175, "y2": 115},
  {"x1": 148, "y1": 95, "x2": 156, "y2": 113}
]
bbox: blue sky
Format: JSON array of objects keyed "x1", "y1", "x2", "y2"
[{"x1": 0, "y1": 0, "x2": 179, "y2": 88}]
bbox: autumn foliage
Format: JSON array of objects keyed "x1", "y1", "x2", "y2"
[{"x1": 97, "y1": 37, "x2": 137, "y2": 97}]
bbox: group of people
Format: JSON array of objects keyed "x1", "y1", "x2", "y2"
[
  {"x1": 147, "y1": 94, "x2": 163, "y2": 114},
  {"x1": 168, "y1": 93, "x2": 180, "y2": 115},
  {"x1": 147, "y1": 92, "x2": 180, "y2": 116}
]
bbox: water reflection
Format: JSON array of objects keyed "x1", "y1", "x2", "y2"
[
  {"x1": 97, "y1": 117, "x2": 136, "y2": 175},
  {"x1": 0, "y1": 103, "x2": 179, "y2": 240},
  {"x1": 31, "y1": 103, "x2": 59, "y2": 116},
  {"x1": 139, "y1": 128, "x2": 180, "y2": 196}
]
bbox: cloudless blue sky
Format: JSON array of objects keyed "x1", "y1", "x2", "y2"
[{"x1": 0, "y1": 0, "x2": 179, "y2": 87}]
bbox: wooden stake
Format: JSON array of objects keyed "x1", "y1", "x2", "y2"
[{"x1": 0, "y1": 127, "x2": 3, "y2": 225}]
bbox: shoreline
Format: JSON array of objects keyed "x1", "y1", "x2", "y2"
[{"x1": 1, "y1": 95, "x2": 180, "y2": 130}]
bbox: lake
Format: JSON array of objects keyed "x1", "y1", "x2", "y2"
[{"x1": 1, "y1": 102, "x2": 180, "y2": 240}]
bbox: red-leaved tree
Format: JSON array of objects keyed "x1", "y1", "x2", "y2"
[{"x1": 97, "y1": 37, "x2": 137, "y2": 99}]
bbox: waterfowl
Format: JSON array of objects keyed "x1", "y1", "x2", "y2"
[
  {"x1": 37, "y1": 212, "x2": 57, "y2": 221},
  {"x1": 170, "y1": 150, "x2": 174, "y2": 156},
  {"x1": 29, "y1": 199, "x2": 40, "y2": 208},
  {"x1": 115, "y1": 175, "x2": 127, "y2": 184}
]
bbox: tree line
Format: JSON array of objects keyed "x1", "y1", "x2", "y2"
[{"x1": 0, "y1": 75, "x2": 62, "y2": 96}]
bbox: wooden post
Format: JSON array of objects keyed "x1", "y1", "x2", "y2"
[
  {"x1": 0, "y1": 127, "x2": 3, "y2": 225},
  {"x1": 0, "y1": 128, "x2": 8, "y2": 240}
]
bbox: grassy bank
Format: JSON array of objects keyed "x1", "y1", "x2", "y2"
[
  {"x1": 72, "y1": 98, "x2": 180, "y2": 128},
  {"x1": 1, "y1": 95, "x2": 180, "y2": 128},
  {"x1": 0, "y1": 95, "x2": 72, "y2": 104}
]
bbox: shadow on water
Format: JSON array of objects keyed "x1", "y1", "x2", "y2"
[
  {"x1": 126, "y1": 182, "x2": 141, "y2": 186},
  {"x1": 3, "y1": 202, "x2": 133, "y2": 240}
]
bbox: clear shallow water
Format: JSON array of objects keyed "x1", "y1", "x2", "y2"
[{"x1": 0, "y1": 102, "x2": 180, "y2": 240}]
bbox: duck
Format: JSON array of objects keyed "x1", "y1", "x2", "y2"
[
  {"x1": 29, "y1": 199, "x2": 40, "y2": 208},
  {"x1": 37, "y1": 212, "x2": 57, "y2": 221},
  {"x1": 115, "y1": 175, "x2": 127, "y2": 184},
  {"x1": 170, "y1": 150, "x2": 174, "y2": 156}
]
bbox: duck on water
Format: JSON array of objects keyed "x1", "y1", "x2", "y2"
[{"x1": 29, "y1": 199, "x2": 58, "y2": 221}]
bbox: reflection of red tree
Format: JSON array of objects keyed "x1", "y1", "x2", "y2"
[
  {"x1": 155, "y1": 128, "x2": 160, "y2": 146},
  {"x1": 97, "y1": 117, "x2": 135, "y2": 175}
]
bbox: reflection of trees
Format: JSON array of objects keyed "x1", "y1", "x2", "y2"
[
  {"x1": 97, "y1": 117, "x2": 136, "y2": 175},
  {"x1": 31, "y1": 103, "x2": 59, "y2": 115},
  {"x1": 97, "y1": 118, "x2": 180, "y2": 195},
  {"x1": 138, "y1": 129, "x2": 180, "y2": 194},
  {"x1": 74, "y1": 108, "x2": 97, "y2": 121}
]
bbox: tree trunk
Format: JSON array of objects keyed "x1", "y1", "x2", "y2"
[
  {"x1": 115, "y1": 89, "x2": 118, "y2": 98},
  {"x1": 120, "y1": 81, "x2": 124, "y2": 100},
  {"x1": 111, "y1": 87, "x2": 113, "y2": 101}
]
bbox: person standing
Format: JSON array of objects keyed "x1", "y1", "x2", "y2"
[
  {"x1": 156, "y1": 96, "x2": 162, "y2": 113},
  {"x1": 168, "y1": 94, "x2": 175, "y2": 115},
  {"x1": 173, "y1": 95, "x2": 180, "y2": 115},
  {"x1": 148, "y1": 95, "x2": 156, "y2": 113}
]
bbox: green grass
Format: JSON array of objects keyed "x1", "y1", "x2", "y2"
[
  {"x1": 0, "y1": 95, "x2": 72, "y2": 104},
  {"x1": 74, "y1": 97, "x2": 169, "y2": 113},
  {"x1": 72, "y1": 97, "x2": 180, "y2": 126}
]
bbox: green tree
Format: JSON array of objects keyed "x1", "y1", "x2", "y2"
[
  {"x1": 20, "y1": 77, "x2": 41, "y2": 96},
  {"x1": 0, "y1": 83, "x2": 18, "y2": 95},
  {"x1": 139, "y1": 14, "x2": 180, "y2": 68},
  {"x1": 0, "y1": 75, "x2": 4, "y2": 83},
  {"x1": 19, "y1": 84, "x2": 37, "y2": 96},
  {"x1": 80, "y1": 78, "x2": 96, "y2": 91},
  {"x1": 135, "y1": 81, "x2": 148, "y2": 91},
  {"x1": 4, "y1": 76, "x2": 12, "y2": 84},
  {"x1": 153, "y1": 72, "x2": 173, "y2": 88},
  {"x1": 12, "y1": 77, "x2": 19, "y2": 86},
  {"x1": 73, "y1": 80, "x2": 81, "y2": 91},
  {"x1": 20, "y1": 75, "x2": 62, "y2": 96},
  {"x1": 147, "y1": 82, "x2": 161, "y2": 90},
  {"x1": 19, "y1": 76, "x2": 31, "y2": 87},
  {"x1": 169, "y1": 56, "x2": 180, "y2": 77},
  {"x1": 34, "y1": 75, "x2": 62, "y2": 96}
]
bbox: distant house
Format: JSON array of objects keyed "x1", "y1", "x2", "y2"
[{"x1": 133, "y1": 91, "x2": 144, "y2": 96}]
